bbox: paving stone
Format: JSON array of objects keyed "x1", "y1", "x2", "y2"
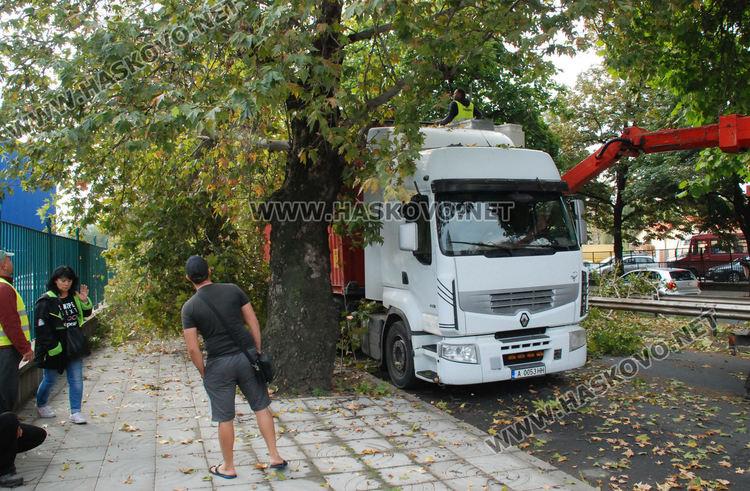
[
  {"x1": 49, "y1": 445, "x2": 108, "y2": 464},
  {"x1": 40, "y1": 459, "x2": 103, "y2": 482},
  {"x1": 462, "y1": 453, "x2": 538, "y2": 474},
  {"x1": 346, "y1": 437, "x2": 394, "y2": 455},
  {"x1": 400, "y1": 481, "x2": 454, "y2": 491},
  {"x1": 490, "y1": 467, "x2": 582, "y2": 490},
  {"x1": 388, "y1": 433, "x2": 436, "y2": 450},
  {"x1": 361, "y1": 450, "x2": 414, "y2": 469},
  {"x1": 370, "y1": 419, "x2": 414, "y2": 437},
  {"x1": 37, "y1": 476, "x2": 100, "y2": 490},
  {"x1": 443, "y1": 476, "x2": 510, "y2": 490},
  {"x1": 153, "y1": 468, "x2": 214, "y2": 490},
  {"x1": 299, "y1": 442, "x2": 352, "y2": 459},
  {"x1": 269, "y1": 478, "x2": 327, "y2": 490},
  {"x1": 405, "y1": 445, "x2": 460, "y2": 464},
  {"x1": 377, "y1": 464, "x2": 439, "y2": 486},
  {"x1": 444, "y1": 439, "x2": 501, "y2": 459},
  {"x1": 324, "y1": 471, "x2": 384, "y2": 490},
  {"x1": 422, "y1": 459, "x2": 483, "y2": 481},
  {"x1": 292, "y1": 427, "x2": 337, "y2": 445},
  {"x1": 312, "y1": 455, "x2": 367, "y2": 474},
  {"x1": 93, "y1": 471, "x2": 155, "y2": 490},
  {"x1": 333, "y1": 425, "x2": 382, "y2": 440},
  {"x1": 275, "y1": 409, "x2": 319, "y2": 422}
]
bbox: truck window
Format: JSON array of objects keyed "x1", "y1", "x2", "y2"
[
  {"x1": 414, "y1": 210, "x2": 432, "y2": 265},
  {"x1": 435, "y1": 191, "x2": 578, "y2": 257}
]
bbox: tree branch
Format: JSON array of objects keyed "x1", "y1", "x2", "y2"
[
  {"x1": 364, "y1": 78, "x2": 408, "y2": 112},
  {"x1": 347, "y1": 23, "x2": 393, "y2": 44}
]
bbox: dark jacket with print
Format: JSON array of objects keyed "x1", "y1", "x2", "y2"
[{"x1": 33, "y1": 291, "x2": 93, "y2": 371}]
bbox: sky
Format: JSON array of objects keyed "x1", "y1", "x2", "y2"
[{"x1": 550, "y1": 49, "x2": 603, "y2": 88}]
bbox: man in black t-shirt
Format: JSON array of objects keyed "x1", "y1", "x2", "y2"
[{"x1": 181, "y1": 255, "x2": 286, "y2": 479}]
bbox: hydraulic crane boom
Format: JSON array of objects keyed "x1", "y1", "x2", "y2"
[{"x1": 562, "y1": 114, "x2": 750, "y2": 194}]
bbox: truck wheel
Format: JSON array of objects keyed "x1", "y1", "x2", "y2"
[{"x1": 385, "y1": 321, "x2": 418, "y2": 389}]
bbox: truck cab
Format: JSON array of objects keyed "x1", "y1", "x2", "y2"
[{"x1": 360, "y1": 123, "x2": 588, "y2": 387}]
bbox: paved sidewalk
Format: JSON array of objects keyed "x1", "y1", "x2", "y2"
[{"x1": 13, "y1": 342, "x2": 594, "y2": 490}]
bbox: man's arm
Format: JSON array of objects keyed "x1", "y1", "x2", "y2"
[
  {"x1": 241, "y1": 303, "x2": 262, "y2": 353},
  {"x1": 183, "y1": 328, "x2": 205, "y2": 378},
  {"x1": 0, "y1": 285, "x2": 32, "y2": 360}
]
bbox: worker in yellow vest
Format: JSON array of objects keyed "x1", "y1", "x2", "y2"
[
  {"x1": 0, "y1": 250, "x2": 33, "y2": 413},
  {"x1": 438, "y1": 88, "x2": 483, "y2": 125}
]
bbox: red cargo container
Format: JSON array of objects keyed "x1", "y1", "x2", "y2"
[
  {"x1": 263, "y1": 224, "x2": 364, "y2": 296},
  {"x1": 328, "y1": 227, "x2": 365, "y2": 296}
]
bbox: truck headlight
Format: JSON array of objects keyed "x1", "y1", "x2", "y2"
[
  {"x1": 569, "y1": 329, "x2": 586, "y2": 351},
  {"x1": 440, "y1": 344, "x2": 478, "y2": 364}
]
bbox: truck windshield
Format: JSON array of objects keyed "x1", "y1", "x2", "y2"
[{"x1": 436, "y1": 192, "x2": 579, "y2": 257}]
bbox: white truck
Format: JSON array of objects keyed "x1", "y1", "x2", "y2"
[{"x1": 358, "y1": 121, "x2": 589, "y2": 388}]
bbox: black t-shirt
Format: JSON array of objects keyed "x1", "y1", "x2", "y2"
[
  {"x1": 58, "y1": 296, "x2": 79, "y2": 329},
  {"x1": 180, "y1": 283, "x2": 255, "y2": 358}
]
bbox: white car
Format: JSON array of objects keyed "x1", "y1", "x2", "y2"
[
  {"x1": 621, "y1": 268, "x2": 701, "y2": 296},
  {"x1": 596, "y1": 255, "x2": 656, "y2": 275}
]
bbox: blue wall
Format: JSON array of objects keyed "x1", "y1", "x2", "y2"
[{"x1": 0, "y1": 152, "x2": 55, "y2": 231}]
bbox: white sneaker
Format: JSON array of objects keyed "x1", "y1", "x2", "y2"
[
  {"x1": 37, "y1": 406, "x2": 56, "y2": 418},
  {"x1": 69, "y1": 412, "x2": 87, "y2": 424}
]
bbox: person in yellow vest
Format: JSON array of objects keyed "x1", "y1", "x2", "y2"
[
  {"x1": 0, "y1": 250, "x2": 33, "y2": 414},
  {"x1": 33, "y1": 266, "x2": 92, "y2": 424},
  {"x1": 438, "y1": 88, "x2": 483, "y2": 125}
]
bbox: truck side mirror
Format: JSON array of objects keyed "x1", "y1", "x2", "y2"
[
  {"x1": 572, "y1": 200, "x2": 587, "y2": 245},
  {"x1": 399, "y1": 222, "x2": 419, "y2": 251}
]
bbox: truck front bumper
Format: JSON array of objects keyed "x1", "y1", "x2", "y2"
[{"x1": 434, "y1": 325, "x2": 586, "y2": 385}]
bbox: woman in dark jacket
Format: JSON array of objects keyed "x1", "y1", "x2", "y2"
[{"x1": 33, "y1": 266, "x2": 92, "y2": 424}]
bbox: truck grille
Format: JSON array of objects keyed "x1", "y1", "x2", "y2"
[
  {"x1": 490, "y1": 289, "x2": 553, "y2": 314},
  {"x1": 460, "y1": 283, "x2": 579, "y2": 316}
]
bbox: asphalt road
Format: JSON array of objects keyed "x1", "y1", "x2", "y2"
[{"x1": 379, "y1": 346, "x2": 750, "y2": 489}]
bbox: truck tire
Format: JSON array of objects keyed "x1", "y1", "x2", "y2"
[{"x1": 385, "y1": 321, "x2": 418, "y2": 389}]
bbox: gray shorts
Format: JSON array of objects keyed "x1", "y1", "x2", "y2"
[{"x1": 203, "y1": 352, "x2": 271, "y2": 422}]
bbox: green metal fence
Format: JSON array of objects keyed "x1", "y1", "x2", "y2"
[{"x1": 1, "y1": 220, "x2": 107, "y2": 340}]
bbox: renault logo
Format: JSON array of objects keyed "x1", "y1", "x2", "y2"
[{"x1": 519, "y1": 312, "x2": 530, "y2": 327}]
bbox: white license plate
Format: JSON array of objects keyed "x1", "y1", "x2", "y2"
[{"x1": 511, "y1": 366, "x2": 546, "y2": 379}]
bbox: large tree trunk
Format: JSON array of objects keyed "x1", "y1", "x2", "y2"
[
  {"x1": 264, "y1": 132, "x2": 345, "y2": 392},
  {"x1": 263, "y1": 1, "x2": 345, "y2": 392}
]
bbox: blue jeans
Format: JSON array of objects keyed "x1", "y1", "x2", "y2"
[{"x1": 36, "y1": 359, "x2": 84, "y2": 413}]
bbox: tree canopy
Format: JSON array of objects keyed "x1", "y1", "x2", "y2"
[
  {"x1": 591, "y1": 0, "x2": 750, "y2": 246},
  {"x1": 1, "y1": 0, "x2": 588, "y2": 390}
]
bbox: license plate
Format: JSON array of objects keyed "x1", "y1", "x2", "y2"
[{"x1": 511, "y1": 366, "x2": 546, "y2": 379}]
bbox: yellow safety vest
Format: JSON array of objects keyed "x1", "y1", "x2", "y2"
[
  {"x1": 456, "y1": 100, "x2": 474, "y2": 120},
  {"x1": 0, "y1": 278, "x2": 31, "y2": 346}
]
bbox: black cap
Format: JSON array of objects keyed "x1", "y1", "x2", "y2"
[{"x1": 186, "y1": 255, "x2": 209, "y2": 283}]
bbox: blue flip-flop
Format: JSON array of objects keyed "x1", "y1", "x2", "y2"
[
  {"x1": 209, "y1": 463, "x2": 237, "y2": 479},
  {"x1": 269, "y1": 460, "x2": 288, "y2": 469}
]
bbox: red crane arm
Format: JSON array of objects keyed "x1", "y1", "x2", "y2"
[{"x1": 562, "y1": 114, "x2": 750, "y2": 194}]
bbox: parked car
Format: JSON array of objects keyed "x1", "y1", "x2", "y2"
[
  {"x1": 621, "y1": 268, "x2": 701, "y2": 296},
  {"x1": 596, "y1": 254, "x2": 656, "y2": 275},
  {"x1": 705, "y1": 256, "x2": 750, "y2": 283}
]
